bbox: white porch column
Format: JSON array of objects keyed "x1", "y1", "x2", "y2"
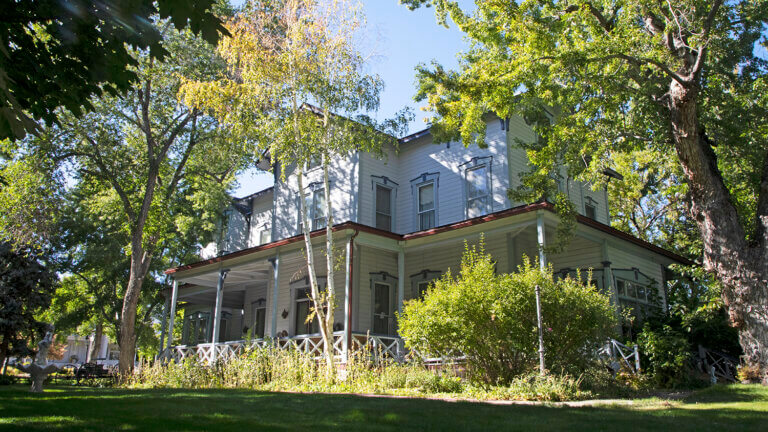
[
  {"x1": 166, "y1": 279, "x2": 178, "y2": 350},
  {"x1": 396, "y1": 248, "x2": 405, "y2": 357},
  {"x1": 270, "y1": 253, "x2": 280, "y2": 339},
  {"x1": 536, "y1": 210, "x2": 547, "y2": 270},
  {"x1": 211, "y1": 269, "x2": 229, "y2": 345},
  {"x1": 343, "y1": 236, "x2": 353, "y2": 358}
]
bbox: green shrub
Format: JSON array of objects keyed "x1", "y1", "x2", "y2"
[
  {"x1": 398, "y1": 240, "x2": 616, "y2": 384},
  {"x1": 636, "y1": 324, "x2": 691, "y2": 388}
]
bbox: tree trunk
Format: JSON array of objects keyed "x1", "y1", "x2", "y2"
[
  {"x1": 88, "y1": 322, "x2": 103, "y2": 363},
  {"x1": 668, "y1": 79, "x2": 768, "y2": 382},
  {"x1": 118, "y1": 254, "x2": 145, "y2": 376}
]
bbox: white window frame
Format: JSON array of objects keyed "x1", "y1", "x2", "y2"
[
  {"x1": 461, "y1": 156, "x2": 493, "y2": 219},
  {"x1": 258, "y1": 224, "x2": 271, "y2": 245},
  {"x1": 251, "y1": 299, "x2": 266, "y2": 338},
  {"x1": 411, "y1": 172, "x2": 439, "y2": 231},
  {"x1": 372, "y1": 176, "x2": 397, "y2": 232}
]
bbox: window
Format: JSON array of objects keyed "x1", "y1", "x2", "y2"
[
  {"x1": 297, "y1": 186, "x2": 327, "y2": 233},
  {"x1": 294, "y1": 288, "x2": 320, "y2": 335},
  {"x1": 466, "y1": 165, "x2": 490, "y2": 217},
  {"x1": 259, "y1": 227, "x2": 271, "y2": 245},
  {"x1": 417, "y1": 182, "x2": 435, "y2": 230},
  {"x1": 182, "y1": 311, "x2": 211, "y2": 345},
  {"x1": 375, "y1": 184, "x2": 393, "y2": 230},
  {"x1": 585, "y1": 197, "x2": 597, "y2": 220},
  {"x1": 372, "y1": 282, "x2": 393, "y2": 335},
  {"x1": 410, "y1": 269, "x2": 442, "y2": 300},
  {"x1": 252, "y1": 300, "x2": 266, "y2": 338},
  {"x1": 312, "y1": 188, "x2": 326, "y2": 230}
]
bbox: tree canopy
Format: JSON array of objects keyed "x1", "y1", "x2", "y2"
[
  {"x1": 0, "y1": 0, "x2": 228, "y2": 140},
  {"x1": 404, "y1": 0, "x2": 768, "y2": 379}
]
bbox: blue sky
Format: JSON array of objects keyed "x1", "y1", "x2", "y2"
[{"x1": 233, "y1": 0, "x2": 472, "y2": 196}]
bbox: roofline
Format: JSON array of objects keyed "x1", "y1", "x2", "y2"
[
  {"x1": 398, "y1": 126, "x2": 431, "y2": 144},
  {"x1": 233, "y1": 186, "x2": 274, "y2": 202},
  {"x1": 165, "y1": 202, "x2": 692, "y2": 275}
]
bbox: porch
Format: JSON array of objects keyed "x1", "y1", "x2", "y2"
[{"x1": 160, "y1": 204, "x2": 676, "y2": 365}]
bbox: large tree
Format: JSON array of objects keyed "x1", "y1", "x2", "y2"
[
  {"x1": 182, "y1": 0, "x2": 407, "y2": 368},
  {"x1": 0, "y1": 242, "x2": 57, "y2": 371},
  {"x1": 0, "y1": 0, "x2": 227, "y2": 141},
  {"x1": 26, "y1": 21, "x2": 255, "y2": 374},
  {"x1": 403, "y1": 1, "x2": 768, "y2": 380}
]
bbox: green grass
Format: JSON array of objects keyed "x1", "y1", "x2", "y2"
[{"x1": 0, "y1": 384, "x2": 766, "y2": 431}]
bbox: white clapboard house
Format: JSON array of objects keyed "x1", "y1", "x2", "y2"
[{"x1": 160, "y1": 113, "x2": 687, "y2": 363}]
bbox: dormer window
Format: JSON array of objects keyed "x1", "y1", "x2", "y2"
[{"x1": 461, "y1": 156, "x2": 493, "y2": 218}]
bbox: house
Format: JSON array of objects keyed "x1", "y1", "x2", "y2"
[{"x1": 160, "y1": 114, "x2": 687, "y2": 362}]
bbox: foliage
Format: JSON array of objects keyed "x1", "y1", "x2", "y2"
[
  {"x1": 636, "y1": 324, "x2": 692, "y2": 388},
  {"x1": 181, "y1": 0, "x2": 409, "y2": 367},
  {"x1": 402, "y1": 0, "x2": 768, "y2": 373},
  {"x1": 398, "y1": 240, "x2": 616, "y2": 384},
  {"x1": 0, "y1": 0, "x2": 228, "y2": 140},
  {"x1": 17, "y1": 17, "x2": 254, "y2": 372},
  {"x1": 0, "y1": 243, "x2": 57, "y2": 367}
]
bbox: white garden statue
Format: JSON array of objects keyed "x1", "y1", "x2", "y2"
[{"x1": 13, "y1": 328, "x2": 59, "y2": 393}]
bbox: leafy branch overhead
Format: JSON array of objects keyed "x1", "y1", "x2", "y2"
[{"x1": 0, "y1": 0, "x2": 229, "y2": 140}]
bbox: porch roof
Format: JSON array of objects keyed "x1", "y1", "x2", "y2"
[{"x1": 165, "y1": 201, "x2": 692, "y2": 277}]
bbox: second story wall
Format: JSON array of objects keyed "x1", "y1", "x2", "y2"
[{"x1": 272, "y1": 153, "x2": 360, "y2": 240}]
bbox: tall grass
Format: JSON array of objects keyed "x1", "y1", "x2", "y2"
[{"x1": 127, "y1": 345, "x2": 586, "y2": 401}]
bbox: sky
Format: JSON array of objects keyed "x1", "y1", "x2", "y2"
[{"x1": 232, "y1": 0, "x2": 473, "y2": 197}]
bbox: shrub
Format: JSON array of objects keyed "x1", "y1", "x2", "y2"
[
  {"x1": 398, "y1": 240, "x2": 617, "y2": 384},
  {"x1": 636, "y1": 324, "x2": 691, "y2": 388}
]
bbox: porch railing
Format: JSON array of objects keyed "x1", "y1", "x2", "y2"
[
  {"x1": 599, "y1": 339, "x2": 641, "y2": 375},
  {"x1": 160, "y1": 331, "x2": 404, "y2": 364}
]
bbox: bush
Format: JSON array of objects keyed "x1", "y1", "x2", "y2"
[
  {"x1": 398, "y1": 240, "x2": 617, "y2": 384},
  {"x1": 636, "y1": 324, "x2": 691, "y2": 388}
]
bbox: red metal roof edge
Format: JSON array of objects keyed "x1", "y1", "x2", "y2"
[{"x1": 165, "y1": 202, "x2": 691, "y2": 275}]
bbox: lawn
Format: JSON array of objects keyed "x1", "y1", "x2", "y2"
[{"x1": 0, "y1": 384, "x2": 766, "y2": 431}]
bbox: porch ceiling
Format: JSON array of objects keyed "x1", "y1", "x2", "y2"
[
  {"x1": 180, "y1": 290, "x2": 245, "y2": 309},
  {"x1": 175, "y1": 259, "x2": 272, "y2": 288}
]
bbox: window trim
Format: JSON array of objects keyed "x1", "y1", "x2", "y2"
[
  {"x1": 251, "y1": 298, "x2": 266, "y2": 339},
  {"x1": 584, "y1": 196, "x2": 598, "y2": 220},
  {"x1": 372, "y1": 175, "x2": 398, "y2": 232},
  {"x1": 289, "y1": 276, "x2": 327, "y2": 336},
  {"x1": 460, "y1": 156, "x2": 493, "y2": 219},
  {"x1": 409, "y1": 269, "x2": 442, "y2": 299},
  {"x1": 411, "y1": 172, "x2": 439, "y2": 231},
  {"x1": 296, "y1": 182, "x2": 328, "y2": 234}
]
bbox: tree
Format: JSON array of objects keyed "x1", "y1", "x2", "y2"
[
  {"x1": 0, "y1": 242, "x2": 57, "y2": 371},
  {"x1": 181, "y1": 0, "x2": 407, "y2": 368},
  {"x1": 398, "y1": 241, "x2": 616, "y2": 384},
  {"x1": 0, "y1": 0, "x2": 228, "y2": 141},
  {"x1": 404, "y1": 0, "x2": 768, "y2": 381},
  {"x1": 28, "y1": 21, "x2": 255, "y2": 374}
]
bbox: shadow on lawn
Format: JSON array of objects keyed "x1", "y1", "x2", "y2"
[{"x1": 0, "y1": 385, "x2": 766, "y2": 432}]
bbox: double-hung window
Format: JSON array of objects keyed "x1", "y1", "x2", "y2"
[
  {"x1": 312, "y1": 188, "x2": 326, "y2": 230},
  {"x1": 375, "y1": 184, "x2": 393, "y2": 230},
  {"x1": 466, "y1": 165, "x2": 490, "y2": 217},
  {"x1": 585, "y1": 197, "x2": 597, "y2": 220},
  {"x1": 462, "y1": 156, "x2": 492, "y2": 218},
  {"x1": 294, "y1": 288, "x2": 320, "y2": 335},
  {"x1": 417, "y1": 182, "x2": 436, "y2": 230}
]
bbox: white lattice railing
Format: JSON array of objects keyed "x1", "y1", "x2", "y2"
[
  {"x1": 160, "y1": 331, "x2": 408, "y2": 365},
  {"x1": 599, "y1": 339, "x2": 641, "y2": 375}
]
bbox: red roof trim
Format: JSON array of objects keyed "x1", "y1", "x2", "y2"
[{"x1": 165, "y1": 202, "x2": 691, "y2": 275}]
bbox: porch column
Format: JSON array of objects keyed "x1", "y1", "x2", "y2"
[
  {"x1": 343, "y1": 237, "x2": 353, "y2": 357},
  {"x1": 270, "y1": 253, "x2": 280, "y2": 339},
  {"x1": 396, "y1": 247, "x2": 405, "y2": 357},
  {"x1": 166, "y1": 279, "x2": 178, "y2": 350},
  {"x1": 158, "y1": 294, "x2": 169, "y2": 356},
  {"x1": 211, "y1": 269, "x2": 229, "y2": 345},
  {"x1": 536, "y1": 210, "x2": 547, "y2": 270}
]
